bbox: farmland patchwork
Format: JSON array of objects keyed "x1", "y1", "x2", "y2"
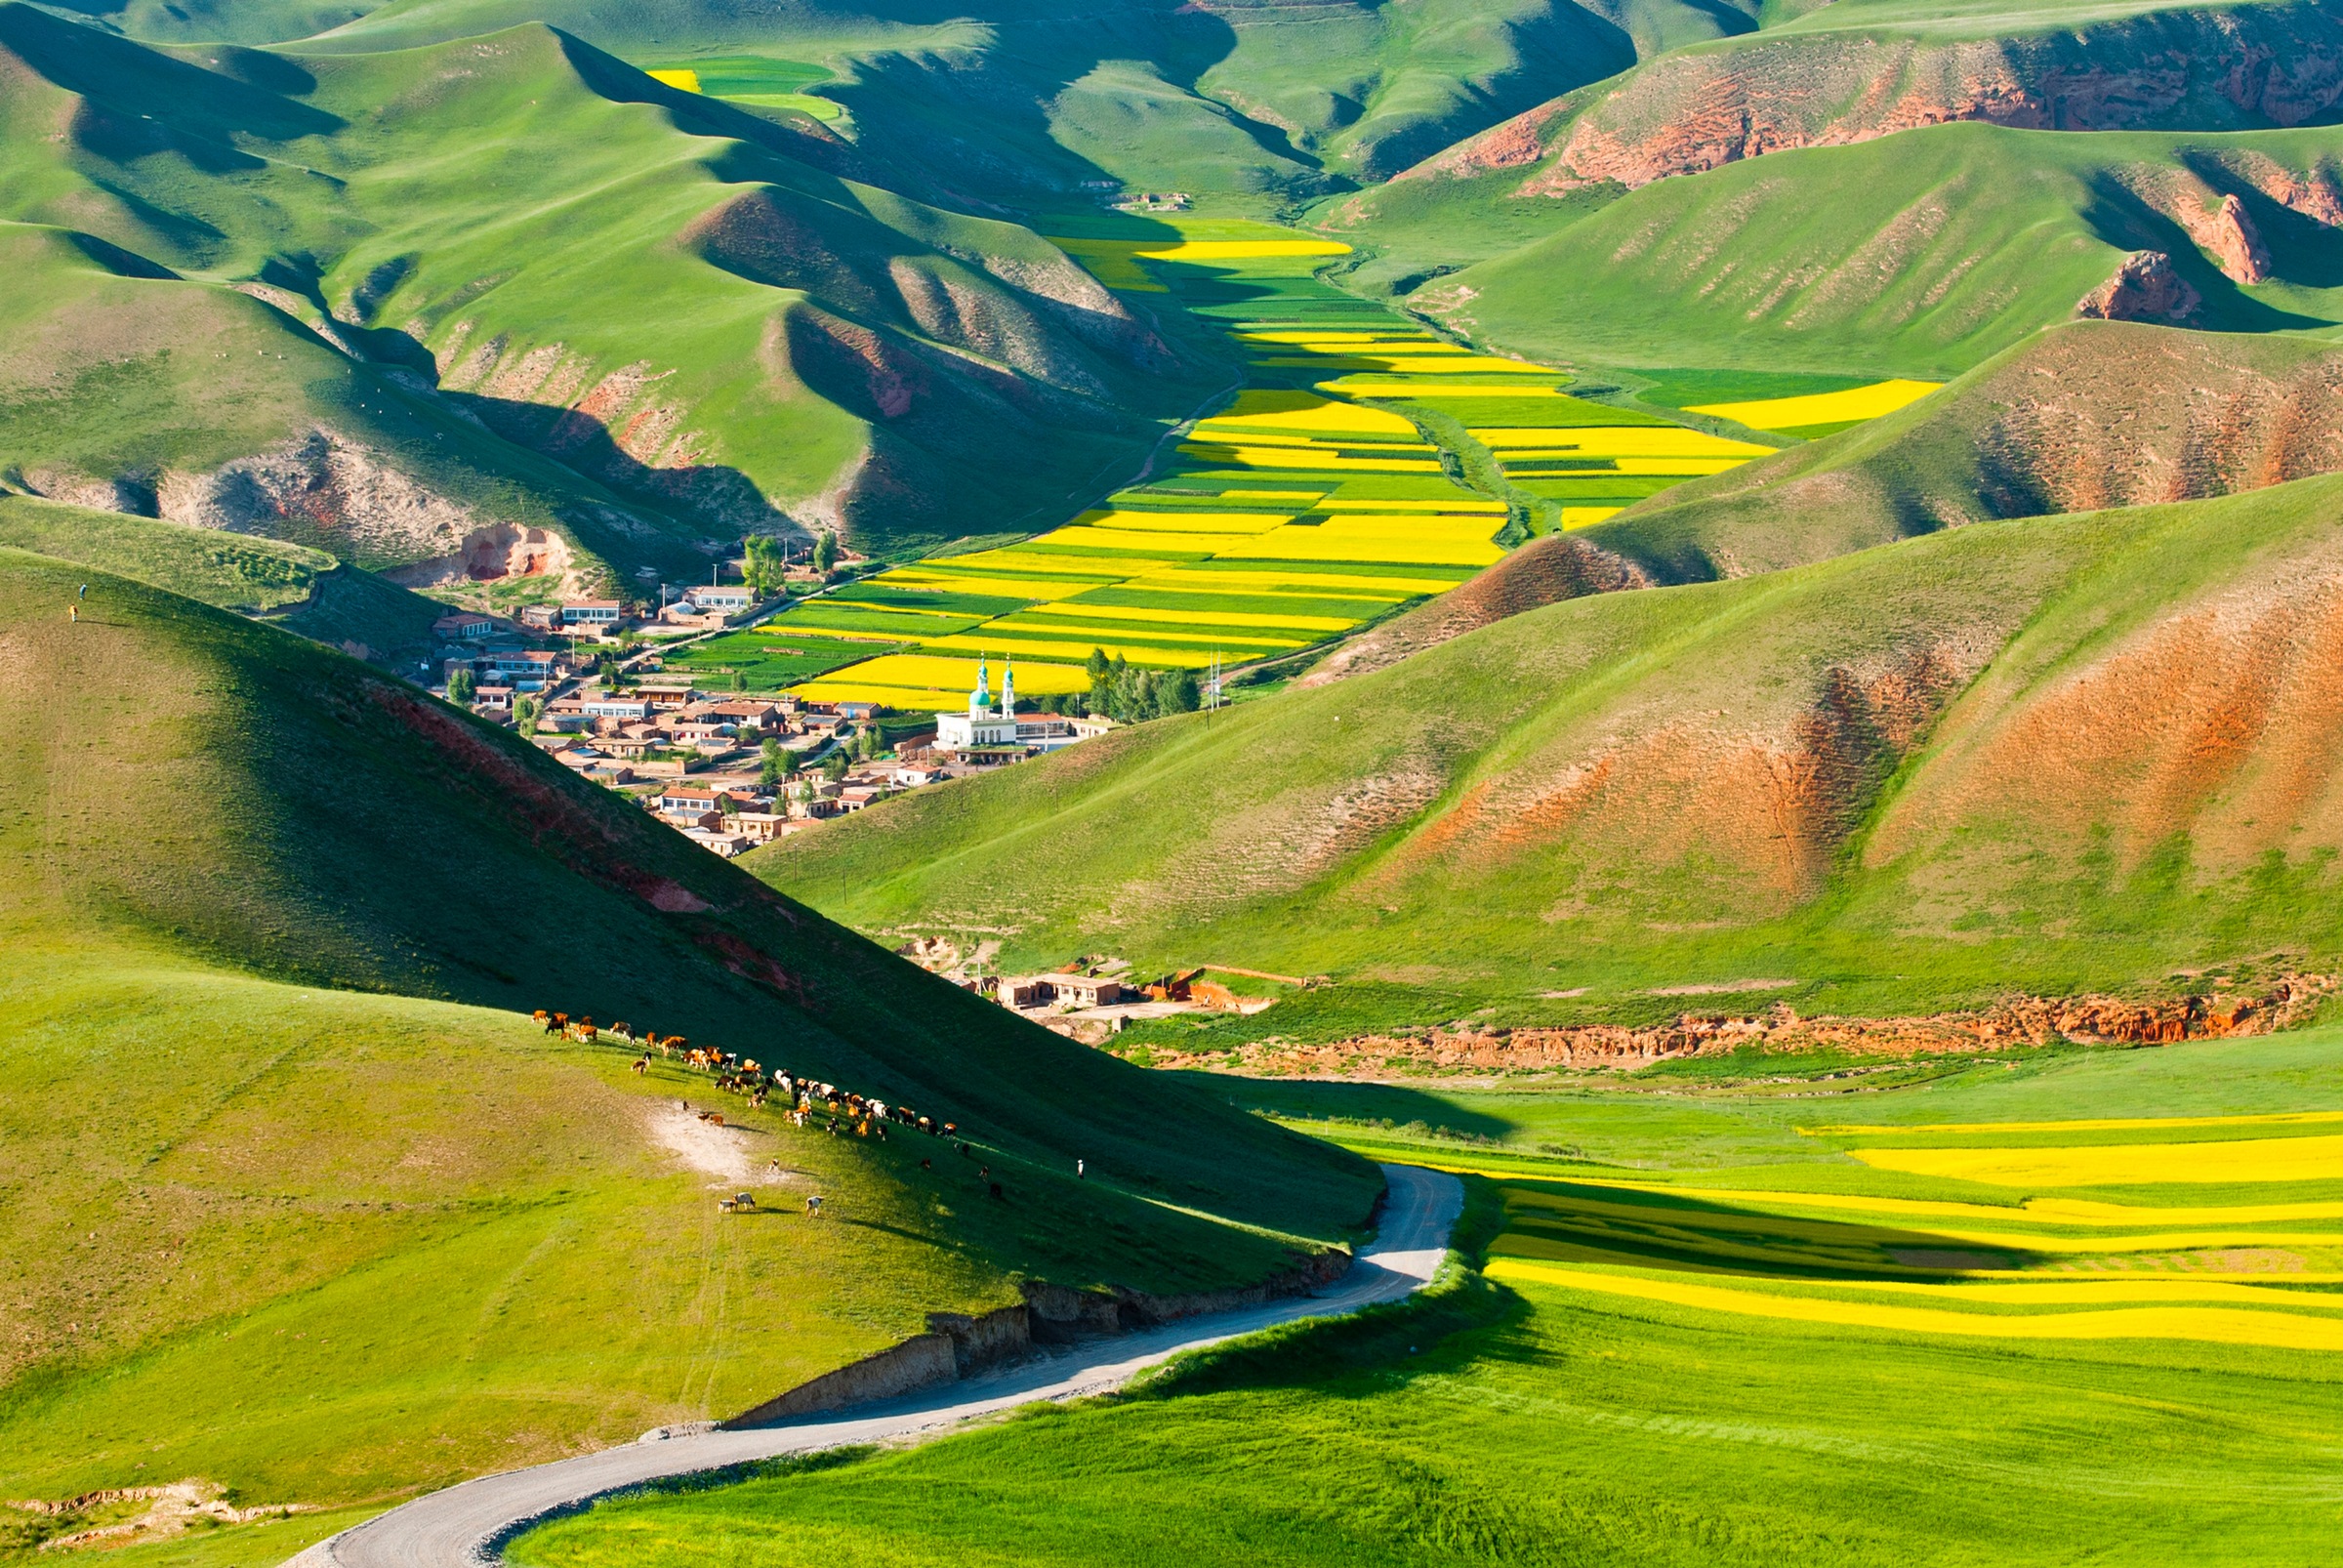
[{"x1": 750, "y1": 221, "x2": 1938, "y2": 712}]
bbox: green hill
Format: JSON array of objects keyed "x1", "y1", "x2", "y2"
[
  {"x1": 1387, "y1": 0, "x2": 2343, "y2": 198},
  {"x1": 749, "y1": 469, "x2": 2343, "y2": 1034},
  {"x1": 281, "y1": 0, "x2": 1765, "y2": 199},
  {"x1": 1399, "y1": 121, "x2": 2343, "y2": 379},
  {"x1": 1580, "y1": 319, "x2": 2343, "y2": 584},
  {"x1": 0, "y1": 541, "x2": 1377, "y2": 1517},
  {"x1": 0, "y1": 494, "x2": 447, "y2": 663},
  {"x1": 0, "y1": 6, "x2": 1209, "y2": 568}
]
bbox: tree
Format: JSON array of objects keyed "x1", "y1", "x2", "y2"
[
  {"x1": 812, "y1": 531, "x2": 839, "y2": 573},
  {"x1": 514, "y1": 695, "x2": 543, "y2": 735},
  {"x1": 446, "y1": 667, "x2": 475, "y2": 705},
  {"x1": 855, "y1": 725, "x2": 877, "y2": 761},
  {"x1": 760, "y1": 737, "x2": 787, "y2": 787},
  {"x1": 743, "y1": 535, "x2": 786, "y2": 597},
  {"x1": 823, "y1": 750, "x2": 849, "y2": 783},
  {"x1": 729, "y1": 670, "x2": 747, "y2": 693},
  {"x1": 1165, "y1": 669, "x2": 1202, "y2": 714}
]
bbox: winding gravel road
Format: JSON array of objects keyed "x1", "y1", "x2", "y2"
[{"x1": 287, "y1": 1164, "x2": 1461, "y2": 1568}]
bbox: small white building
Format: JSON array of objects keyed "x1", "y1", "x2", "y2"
[{"x1": 934, "y1": 655, "x2": 1021, "y2": 752}]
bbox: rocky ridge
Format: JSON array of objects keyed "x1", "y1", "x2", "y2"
[{"x1": 1149, "y1": 975, "x2": 2335, "y2": 1080}]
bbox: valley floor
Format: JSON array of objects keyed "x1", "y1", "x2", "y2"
[{"x1": 505, "y1": 1030, "x2": 2343, "y2": 1566}]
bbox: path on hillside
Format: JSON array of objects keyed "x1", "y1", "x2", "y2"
[{"x1": 290, "y1": 1164, "x2": 1460, "y2": 1568}]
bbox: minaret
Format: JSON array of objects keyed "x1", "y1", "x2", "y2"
[
  {"x1": 1000, "y1": 658, "x2": 1016, "y2": 718},
  {"x1": 970, "y1": 652, "x2": 991, "y2": 719}
]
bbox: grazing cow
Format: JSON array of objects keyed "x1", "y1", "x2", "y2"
[
  {"x1": 921, "y1": 1158, "x2": 932, "y2": 1172},
  {"x1": 632, "y1": 1056, "x2": 648, "y2": 1075},
  {"x1": 719, "y1": 1192, "x2": 756, "y2": 1214},
  {"x1": 805, "y1": 1195, "x2": 823, "y2": 1217},
  {"x1": 989, "y1": 1182, "x2": 1005, "y2": 1201}
]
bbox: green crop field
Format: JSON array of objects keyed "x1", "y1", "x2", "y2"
[{"x1": 510, "y1": 1029, "x2": 2343, "y2": 1568}]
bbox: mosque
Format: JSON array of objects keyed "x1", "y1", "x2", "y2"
[
  {"x1": 930, "y1": 654, "x2": 1099, "y2": 762},
  {"x1": 933, "y1": 653, "x2": 1021, "y2": 751}
]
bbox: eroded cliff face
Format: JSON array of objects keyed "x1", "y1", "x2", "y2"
[{"x1": 1411, "y1": 5, "x2": 2343, "y2": 192}]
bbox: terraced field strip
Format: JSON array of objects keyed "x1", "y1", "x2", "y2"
[
  {"x1": 772, "y1": 223, "x2": 1944, "y2": 712},
  {"x1": 1462, "y1": 1109, "x2": 2343, "y2": 1354}
]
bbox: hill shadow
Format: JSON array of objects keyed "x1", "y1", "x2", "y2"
[{"x1": 1187, "y1": 1075, "x2": 1517, "y2": 1142}]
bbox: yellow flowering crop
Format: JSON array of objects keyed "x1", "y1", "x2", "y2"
[
  {"x1": 1070, "y1": 510, "x2": 1295, "y2": 536},
  {"x1": 1688, "y1": 378, "x2": 1944, "y2": 430},
  {"x1": 1473, "y1": 428, "x2": 1774, "y2": 457},
  {"x1": 1028, "y1": 601, "x2": 1358, "y2": 633},
  {"x1": 1488, "y1": 1260, "x2": 2343, "y2": 1352},
  {"x1": 1560, "y1": 507, "x2": 1624, "y2": 529},
  {"x1": 1853, "y1": 1133, "x2": 2343, "y2": 1186}
]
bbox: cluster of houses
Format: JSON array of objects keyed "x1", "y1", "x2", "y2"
[{"x1": 431, "y1": 599, "x2": 1118, "y2": 857}]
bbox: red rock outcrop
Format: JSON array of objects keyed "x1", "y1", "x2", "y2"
[
  {"x1": 1144, "y1": 975, "x2": 2333, "y2": 1080},
  {"x1": 2076, "y1": 250, "x2": 2201, "y2": 322},
  {"x1": 1297, "y1": 531, "x2": 1652, "y2": 687},
  {"x1": 1402, "y1": 8, "x2": 2343, "y2": 194}
]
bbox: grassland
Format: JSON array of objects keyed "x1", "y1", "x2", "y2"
[
  {"x1": 0, "y1": 6, "x2": 1211, "y2": 566},
  {"x1": 753, "y1": 469, "x2": 2343, "y2": 1030},
  {"x1": 1404, "y1": 121, "x2": 2343, "y2": 380},
  {"x1": 0, "y1": 495, "x2": 447, "y2": 664},
  {"x1": 0, "y1": 541, "x2": 1378, "y2": 1523},
  {"x1": 293, "y1": 0, "x2": 1761, "y2": 203},
  {"x1": 508, "y1": 1029, "x2": 2343, "y2": 1567}
]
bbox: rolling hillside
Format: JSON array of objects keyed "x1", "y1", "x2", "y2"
[
  {"x1": 1581, "y1": 319, "x2": 2343, "y2": 583},
  {"x1": 1401, "y1": 121, "x2": 2343, "y2": 379},
  {"x1": 751, "y1": 470, "x2": 2343, "y2": 1030},
  {"x1": 0, "y1": 5, "x2": 1205, "y2": 570},
  {"x1": 0, "y1": 540, "x2": 1377, "y2": 1513},
  {"x1": 1399, "y1": 0, "x2": 2343, "y2": 196},
  {"x1": 0, "y1": 493, "x2": 447, "y2": 662},
  {"x1": 1301, "y1": 318, "x2": 2343, "y2": 689},
  {"x1": 288, "y1": 0, "x2": 1767, "y2": 197}
]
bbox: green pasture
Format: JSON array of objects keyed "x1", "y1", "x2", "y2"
[
  {"x1": 656, "y1": 628, "x2": 902, "y2": 688},
  {"x1": 0, "y1": 543, "x2": 1379, "y2": 1519},
  {"x1": 510, "y1": 1031, "x2": 2343, "y2": 1568}
]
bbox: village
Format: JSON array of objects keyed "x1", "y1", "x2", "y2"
[{"x1": 427, "y1": 581, "x2": 1113, "y2": 859}]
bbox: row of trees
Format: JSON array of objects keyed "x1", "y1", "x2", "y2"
[
  {"x1": 1022, "y1": 650, "x2": 1204, "y2": 723},
  {"x1": 742, "y1": 531, "x2": 838, "y2": 597}
]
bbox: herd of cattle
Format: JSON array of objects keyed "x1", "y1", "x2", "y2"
[{"x1": 532, "y1": 1010, "x2": 963, "y2": 1145}]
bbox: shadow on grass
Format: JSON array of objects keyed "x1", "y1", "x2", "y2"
[
  {"x1": 1183, "y1": 1076, "x2": 1516, "y2": 1142},
  {"x1": 1493, "y1": 1173, "x2": 2052, "y2": 1282}
]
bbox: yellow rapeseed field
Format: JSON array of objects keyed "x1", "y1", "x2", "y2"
[
  {"x1": 1852, "y1": 1133, "x2": 2343, "y2": 1186},
  {"x1": 800, "y1": 653, "x2": 1092, "y2": 699},
  {"x1": 1027, "y1": 602, "x2": 1358, "y2": 633},
  {"x1": 644, "y1": 67, "x2": 700, "y2": 91},
  {"x1": 1471, "y1": 428, "x2": 1774, "y2": 457},
  {"x1": 1687, "y1": 378, "x2": 1943, "y2": 430},
  {"x1": 1486, "y1": 1261, "x2": 2343, "y2": 1351}
]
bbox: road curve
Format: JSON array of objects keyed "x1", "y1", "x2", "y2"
[{"x1": 291, "y1": 1164, "x2": 1461, "y2": 1568}]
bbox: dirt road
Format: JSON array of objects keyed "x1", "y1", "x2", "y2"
[{"x1": 287, "y1": 1163, "x2": 1461, "y2": 1568}]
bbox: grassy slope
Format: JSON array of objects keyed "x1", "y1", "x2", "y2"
[
  {"x1": 0, "y1": 544, "x2": 1377, "y2": 1507},
  {"x1": 509, "y1": 1030, "x2": 2343, "y2": 1568},
  {"x1": 1581, "y1": 318, "x2": 2343, "y2": 580},
  {"x1": 0, "y1": 494, "x2": 448, "y2": 661},
  {"x1": 0, "y1": 221, "x2": 668, "y2": 599},
  {"x1": 0, "y1": 6, "x2": 1204, "y2": 562},
  {"x1": 750, "y1": 471, "x2": 2343, "y2": 1027},
  {"x1": 1412, "y1": 121, "x2": 2343, "y2": 379},
  {"x1": 293, "y1": 0, "x2": 1759, "y2": 201}
]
